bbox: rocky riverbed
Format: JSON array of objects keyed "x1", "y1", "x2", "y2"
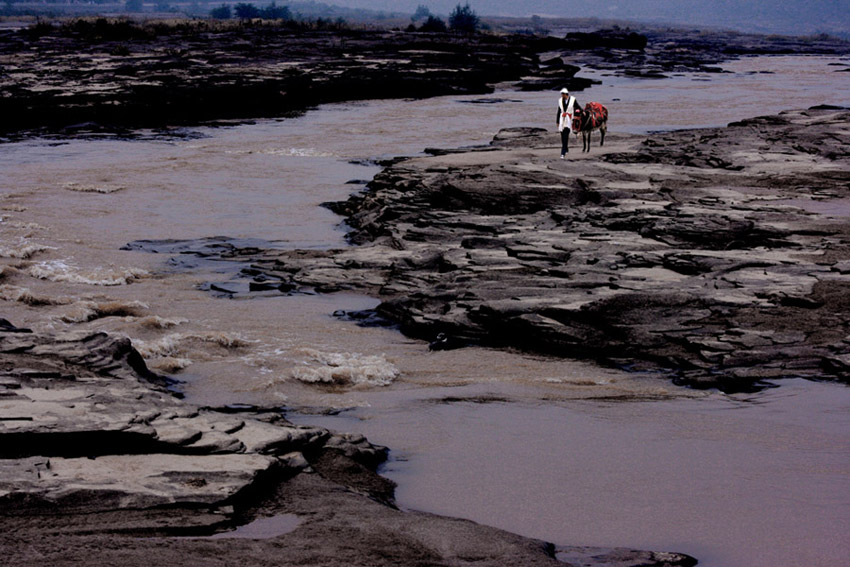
[
  {"x1": 0, "y1": 320, "x2": 697, "y2": 566},
  {"x1": 1, "y1": 21, "x2": 847, "y2": 138},
  {"x1": 161, "y1": 106, "x2": 850, "y2": 394},
  {"x1": 3, "y1": 21, "x2": 849, "y2": 566}
]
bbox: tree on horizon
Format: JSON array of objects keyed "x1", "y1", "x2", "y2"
[
  {"x1": 448, "y1": 3, "x2": 479, "y2": 34},
  {"x1": 210, "y1": 4, "x2": 231, "y2": 18},
  {"x1": 234, "y1": 2, "x2": 260, "y2": 18},
  {"x1": 418, "y1": 14, "x2": 446, "y2": 32},
  {"x1": 412, "y1": 4, "x2": 430, "y2": 21}
]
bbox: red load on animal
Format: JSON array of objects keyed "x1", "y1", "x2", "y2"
[
  {"x1": 573, "y1": 102, "x2": 609, "y2": 152},
  {"x1": 587, "y1": 102, "x2": 608, "y2": 127}
]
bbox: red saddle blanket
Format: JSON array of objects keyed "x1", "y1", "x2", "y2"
[{"x1": 573, "y1": 102, "x2": 608, "y2": 131}]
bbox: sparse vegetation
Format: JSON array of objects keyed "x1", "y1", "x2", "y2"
[
  {"x1": 448, "y1": 3, "x2": 479, "y2": 34},
  {"x1": 22, "y1": 15, "x2": 354, "y2": 40},
  {"x1": 411, "y1": 4, "x2": 430, "y2": 22},
  {"x1": 416, "y1": 14, "x2": 446, "y2": 33},
  {"x1": 209, "y1": 4, "x2": 230, "y2": 19},
  {"x1": 212, "y1": 3, "x2": 292, "y2": 21},
  {"x1": 233, "y1": 2, "x2": 259, "y2": 19},
  {"x1": 3, "y1": 0, "x2": 387, "y2": 25},
  {"x1": 59, "y1": 17, "x2": 153, "y2": 40}
]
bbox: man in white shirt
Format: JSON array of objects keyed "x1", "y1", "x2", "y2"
[{"x1": 557, "y1": 87, "x2": 580, "y2": 159}]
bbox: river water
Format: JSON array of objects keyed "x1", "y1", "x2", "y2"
[{"x1": 1, "y1": 55, "x2": 849, "y2": 566}]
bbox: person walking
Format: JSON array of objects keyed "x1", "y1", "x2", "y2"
[{"x1": 557, "y1": 87, "x2": 580, "y2": 159}]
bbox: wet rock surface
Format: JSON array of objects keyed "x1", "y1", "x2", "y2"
[
  {"x1": 0, "y1": 322, "x2": 697, "y2": 566},
  {"x1": 170, "y1": 106, "x2": 850, "y2": 393},
  {"x1": 0, "y1": 322, "x2": 386, "y2": 518}
]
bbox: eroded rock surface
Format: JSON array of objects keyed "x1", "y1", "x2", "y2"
[
  {"x1": 0, "y1": 24, "x2": 585, "y2": 137},
  {"x1": 0, "y1": 322, "x2": 385, "y2": 521},
  {"x1": 163, "y1": 107, "x2": 850, "y2": 392},
  {"x1": 0, "y1": 322, "x2": 696, "y2": 566}
]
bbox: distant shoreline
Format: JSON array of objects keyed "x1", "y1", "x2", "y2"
[{"x1": 1, "y1": 19, "x2": 847, "y2": 139}]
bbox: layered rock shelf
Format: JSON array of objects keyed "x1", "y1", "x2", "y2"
[
  {"x1": 164, "y1": 106, "x2": 850, "y2": 393},
  {"x1": 0, "y1": 319, "x2": 388, "y2": 523},
  {"x1": 0, "y1": 321, "x2": 697, "y2": 566}
]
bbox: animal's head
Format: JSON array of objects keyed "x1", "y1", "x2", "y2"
[{"x1": 573, "y1": 108, "x2": 589, "y2": 130}]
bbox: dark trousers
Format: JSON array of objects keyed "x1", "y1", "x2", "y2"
[{"x1": 560, "y1": 129, "x2": 570, "y2": 155}]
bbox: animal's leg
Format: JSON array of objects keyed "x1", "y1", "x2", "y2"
[{"x1": 600, "y1": 124, "x2": 606, "y2": 147}]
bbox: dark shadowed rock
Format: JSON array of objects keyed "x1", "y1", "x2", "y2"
[
  {"x1": 0, "y1": 25, "x2": 569, "y2": 137},
  {"x1": 2, "y1": 23, "x2": 846, "y2": 139}
]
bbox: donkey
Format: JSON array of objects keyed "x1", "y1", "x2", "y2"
[{"x1": 574, "y1": 102, "x2": 608, "y2": 152}]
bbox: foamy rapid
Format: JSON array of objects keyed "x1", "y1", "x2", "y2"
[
  {"x1": 0, "y1": 205, "x2": 27, "y2": 212},
  {"x1": 61, "y1": 182, "x2": 126, "y2": 193},
  {"x1": 0, "y1": 284, "x2": 73, "y2": 306},
  {"x1": 0, "y1": 240, "x2": 53, "y2": 259},
  {"x1": 26, "y1": 260, "x2": 149, "y2": 286},
  {"x1": 263, "y1": 147, "x2": 336, "y2": 158},
  {"x1": 288, "y1": 348, "x2": 399, "y2": 386},
  {"x1": 137, "y1": 315, "x2": 189, "y2": 329},
  {"x1": 57, "y1": 300, "x2": 149, "y2": 323},
  {"x1": 4, "y1": 221, "x2": 46, "y2": 231},
  {"x1": 133, "y1": 331, "x2": 252, "y2": 369},
  {"x1": 134, "y1": 334, "x2": 185, "y2": 358},
  {"x1": 147, "y1": 356, "x2": 194, "y2": 373}
]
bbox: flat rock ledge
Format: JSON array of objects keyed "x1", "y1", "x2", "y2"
[
  {"x1": 162, "y1": 106, "x2": 850, "y2": 393},
  {"x1": 0, "y1": 322, "x2": 696, "y2": 566}
]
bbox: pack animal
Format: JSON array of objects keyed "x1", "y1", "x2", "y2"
[{"x1": 573, "y1": 102, "x2": 608, "y2": 152}]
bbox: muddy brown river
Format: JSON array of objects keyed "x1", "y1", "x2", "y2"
[{"x1": 1, "y1": 55, "x2": 849, "y2": 566}]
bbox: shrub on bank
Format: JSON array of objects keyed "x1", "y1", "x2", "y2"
[
  {"x1": 448, "y1": 3, "x2": 478, "y2": 34},
  {"x1": 415, "y1": 15, "x2": 446, "y2": 32},
  {"x1": 62, "y1": 17, "x2": 152, "y2": 40},
  {"x1": 406, "y1": 4, "x2": 479, "y2": 34},
  {"x1": 211, "y1": 2, "x2": 292, "y2": 21},
  {"x1": 233, "y1": 2, "x2": 260, "y2": 19},
  {"x1": 210, "y1": 4, "x2": 231, "y2": 19},
  {"x1": 261, "y1": 2, "x2": 290, "y2": 19}
]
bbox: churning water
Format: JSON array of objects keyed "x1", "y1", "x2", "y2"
[{"x1": 2, "y1": 55, "x2": 849, "y2": 566}]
